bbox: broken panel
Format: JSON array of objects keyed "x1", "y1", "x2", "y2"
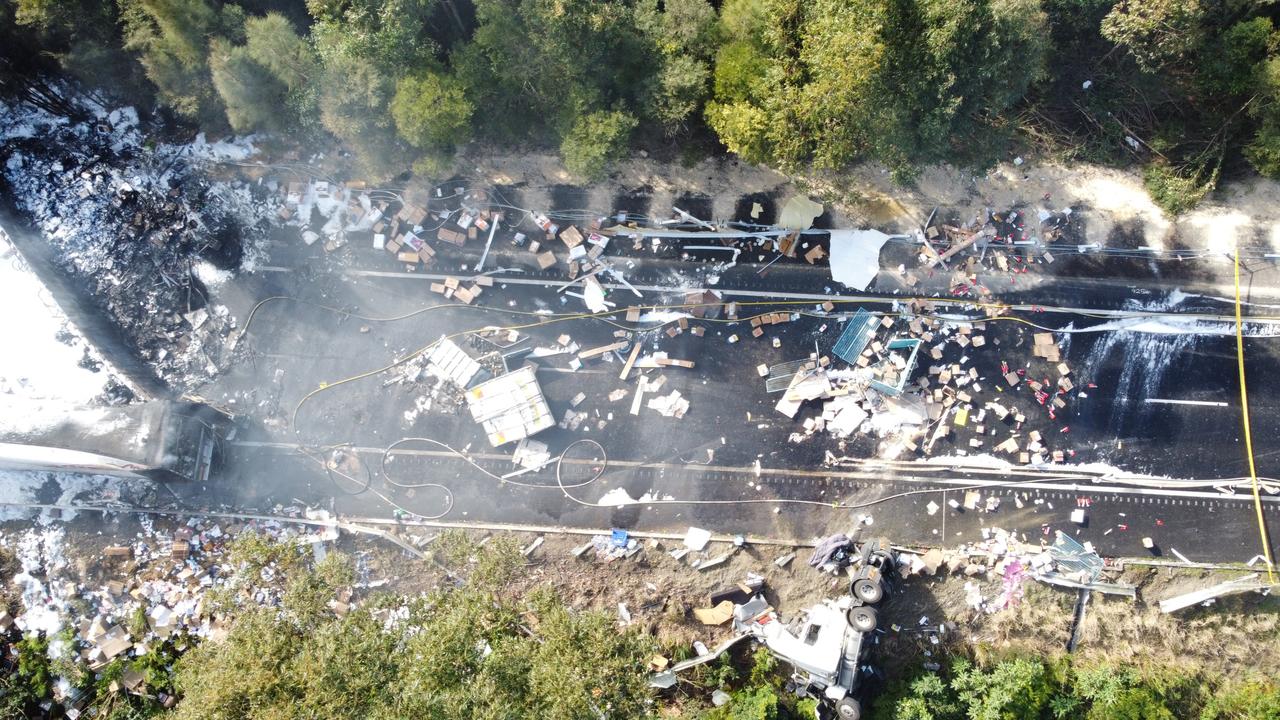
[
  {"x1": 868, "y1": 338, "x2": 922, "y2": 397},
  {"x1": 465, "y1": 366, "x2": 555, "y2": 446},
  {"x1": 765, "y1": 358, "x2": 815, "y2": 393},
  {"x1": 831, "y1": 309, "x2": 879, "y2": 365},
  {"x1": 424, "y1": 337, "x2": 482, "y2": 388}
]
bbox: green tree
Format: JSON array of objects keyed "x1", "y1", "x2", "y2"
[
  {"x1": 1198, "y1": 18, "x2": 1274, "y2": 98},
  {"x1": 209, "y1": 37, "x2": 288, "y2": 132},
  {"x1": 317, "y1": 58, "x2": 408, "y2": 179},
  {"x1": 649, "y1": 54, "x2": 712, "y2": 133},
  {"x1": 704, "y1": 101, "x2": 772, "y2": 163},
  {"x1": 456, "y1": 0, "x2": 656, "y2": 157},
  {"x1": 710, "y1": 0, "x2": 769, "y2": 100},
  {"x1": 638, "y1": 0, "x2": 717, "y2": 56},
  {"x1": 174, "y1": 535, "x2": 654, "y2": 720},
  {"x1": 1101, "y1": 0, "x2": 1206, "y2": 75},
  {"x1": 171, "y1": 607, "x2": 308, "y2": 719},
  {"x1": 712, "y1": 40, "x2": 769, "y2": 104},
  {"x1": 522, "y1": 587, "x2": 653, "y2": 720},
  {"x1": 306, "y1": 0, "x2": 442, "y2": 175},
  {"x1": 560, "y1": 110, "x2": 639, "y2": 179},
  {"x1": 10, "y1": 0, "x2": 146, "y2": 97},
  {"x1": 243, "y1": 13, "x2": 315, "y2": 91},
  {"x1": 1247, "y1": 58, "x2": 1280, "y2": 177},
  {"x1": 705, "y1": 0, "x2": 1046, "y2": 178},
  {"x1": 119, "y1": 0, "x2": 229, "y2": 123},
  {"x1": 868, "y1": 0, "x2": 1048, "y2": 174},
  {"x1": 1080, "y1": 0, "x2": 1280, "y2": 211},
  {"x1": 307, "y1": 0, "x2": 438, "y2": 71},
  {"x1": 390, "y1": 71, "x2": 472, "y2": 150},
  {"x1": 637, "y1": 0, "x2": 718, "y2": 132}
]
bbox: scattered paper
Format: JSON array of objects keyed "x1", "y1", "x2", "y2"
[{"x1": 683, "y1": 526, "x2": 712, "y2": 551}]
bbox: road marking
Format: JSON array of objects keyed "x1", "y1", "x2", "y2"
[
  {"x1": 232, "y1": 440, "x2": 1280, "y2": 504},
  {"x1": 1234, "y1": 242, "x2": 1277, "y2": 582},
  {"x1": 1144, "y1": 398, "x2": 1230, "y2": 407},
  {"x1": 254, "y1": 265, "x2": 1280, "y2": 325}
]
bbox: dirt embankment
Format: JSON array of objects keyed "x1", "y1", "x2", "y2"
[
  {"x1": 9, "y1": 519, "x2": 1277, "y2": 684},
  {"x1": 460, "y1": 147, "x2": 1280, "y2": 261},
  {"x1": 360, "y1": 531, "x2": 1280, "y2": 679}
]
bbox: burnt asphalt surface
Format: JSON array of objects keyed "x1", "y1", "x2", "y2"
[{"x1": 191, "y1": 201, "x2": 1280, "y2": 563}]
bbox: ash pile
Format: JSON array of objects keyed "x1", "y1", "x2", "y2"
[{"x1": 0, "y1": 100, "x2": 276, "y2": 391}]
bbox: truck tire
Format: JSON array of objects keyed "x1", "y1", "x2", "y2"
[
  {"x1": 847, "y1": 605, "x2": 877, "y2": 633},
  {"x1": 852, "y1": 576, "x2": 883, "y2": 604},
  {"x1": 836, "y1": 697, "x2": 861, "y2": 720}
]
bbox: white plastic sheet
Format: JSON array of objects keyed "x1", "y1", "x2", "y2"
[{"x1": 827, "y1": 229, "x2": 891, "y2": 290}]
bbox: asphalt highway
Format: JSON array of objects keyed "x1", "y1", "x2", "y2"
[{"x1": 194, "y1": 203, "x2": 1280, "y2": 563}]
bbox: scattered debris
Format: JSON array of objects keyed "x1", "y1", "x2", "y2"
[{"x1": 0, "y1": 102, "x2": 274, "y2": 390}]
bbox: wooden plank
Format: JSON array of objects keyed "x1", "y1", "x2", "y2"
[
  {"x1": 619, "y1": 343, "x2": 643, "y2": 380},
  {"x1": 578, "y1": 341, "x2": 628, "y2": 360},
  {"x1": 929, "y1": 227, "x2": 980, "y2": 267},
  {"x1": 630, "y1": 377, "x2": 646, "y2": 416}
]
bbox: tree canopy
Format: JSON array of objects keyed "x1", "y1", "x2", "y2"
[
  {"x1": 706, "y1": 0, "x2": 1047, "y2": 180},
  {"x1": 870, "y1": 655, "x2": 1280, "y2": 720},
  {"x1": 170, "y1": 533, "x2": 655, "y2": 720},
  {"x1": 7, "y1": 0, "x2": 1280, "y2": 201}
]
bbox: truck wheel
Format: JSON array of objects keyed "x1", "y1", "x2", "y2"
[
  {"x1": 847, "y1": 605, "x2": 877, "y2": 633},
  {"x1": 836, "y1": 697, "x2": 861, "y2": 720},
  {"x1": 852, "y1": 577, "x2": 883, "y2": 604}
]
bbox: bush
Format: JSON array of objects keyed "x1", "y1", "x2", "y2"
[
  {"x1": 1143, "y1": 162, "x2": 1219, "y2": 215},
  {"x1": 1202, "y1": 678, "x2": 1280, "y2": 718},
  {"x1": 867, "y1": 655, "x2": 1279, "y2": 720},
  {"x1": 952, "y1": 657, "x2": 1057, "y2": 720}
]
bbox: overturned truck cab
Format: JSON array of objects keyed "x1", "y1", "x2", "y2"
[
  {"x1": 650, "y1": 539, "x2": 894, "y2": 719},
  {"x1": 757, "y1": 596, "x2": 869, "y2": 719},
  {"x1": 0, "y1": 398, "x2": 234, "y2": 484}
]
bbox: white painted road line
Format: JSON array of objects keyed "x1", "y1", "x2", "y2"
[
  {"x1": 254, "y1": 265, "x2": 1280, "y2": 324},
  {"x1": 232, "y1": 440, "x2": 1280, "y2": 504},
  {"x1": 1144, "y1": 398, "x2": 1230, "y2": 407}
]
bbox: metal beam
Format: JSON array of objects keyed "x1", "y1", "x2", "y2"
[{"x1": 1158, "y1": 574, "x2": 1265, "y2": 613}]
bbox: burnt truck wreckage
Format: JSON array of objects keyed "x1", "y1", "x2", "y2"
[
  {"x1": 656, "y1": 538, "x2": 897, "y2": 720},
  {"x1": 0, "y1": 100, "x2": 276, "y2": 392},
  {"x1": 0, "y1": 398, "x2": 234, "y2": 485}
]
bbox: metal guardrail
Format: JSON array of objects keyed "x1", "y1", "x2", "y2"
[{"x1": 1158, "y1": 574, "x2": 1264, "y2": 613}]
